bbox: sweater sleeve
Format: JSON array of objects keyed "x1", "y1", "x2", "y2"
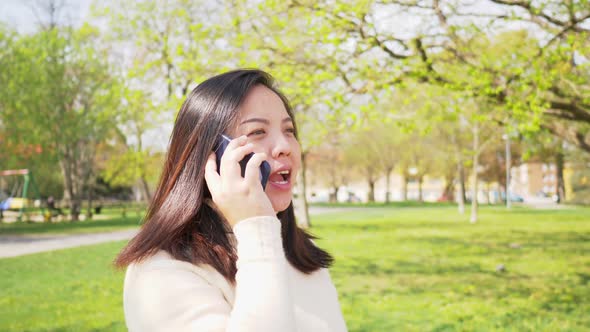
[
  {"x1": 228, "y1": 216, "x2": 296, "y2": 331},
  {"x1": 124, "y1": 216, "x2": 295, "y2": 332}
]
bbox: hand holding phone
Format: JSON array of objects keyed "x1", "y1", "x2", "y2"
[
  {"x1": 204, "y1": 135, "x2": 275, "y2": 226},
  {"x1": 214, "y1": 134, "x2": 271, "y2": 189}
]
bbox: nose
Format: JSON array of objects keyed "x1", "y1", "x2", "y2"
[{"x1": 270, "y1": 133, "x2": 292, "y2": 159}]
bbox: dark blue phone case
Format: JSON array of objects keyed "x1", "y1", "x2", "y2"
[{"x1": 214, "y1": 135, "x2": 271, "y2": 189}]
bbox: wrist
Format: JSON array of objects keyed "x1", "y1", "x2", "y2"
[
  {"x1": 233, "y1": 216, "x2": 283, "y2": 260},
  {"x1": 230, "y1": 212, "x2": 276, "y2": 228}
]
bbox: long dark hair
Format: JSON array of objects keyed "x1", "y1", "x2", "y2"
[{"x1": 115, "y1": 69, "x2": 333, "y2": 283}]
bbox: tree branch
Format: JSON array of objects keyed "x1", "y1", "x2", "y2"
[
  {"x1": 489, "y1": 0, "x2": 590, "y2": 32},
  {"x1": 542, "y1": 123, "x2": 590, "y2": 153},
  {"x1": 547, "y1": 101, "x2": 590, "y2": 123}
]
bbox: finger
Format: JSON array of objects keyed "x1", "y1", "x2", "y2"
[
  {"x1": 220, "y1": 143, "x2": 256, "y2": 180},
  {"x1": 219, "y1": 135, "x2": 248, "y2": 176},
  {"x1": 204, "y1": 153, "x2": 221, "y2": 195},
  {"x1": 224, "y1": 135, "x2": 248, "y2": 152},
  {"x1": 244, "y1": 152, "x2": 268, "y2": 186}
]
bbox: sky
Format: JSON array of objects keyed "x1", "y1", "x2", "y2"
[
  {"x1": 0, "y1": 0, "x2": 532, "y2": 151},
  {"x1": 1, "y1": 0, "x2": 581, "y2": 150},
  {"x1": 0, "y1": 0, "x2": 175, "y2": 151},
  {"x1": 0, "y1": 0, "x2": 93, "y2": 33}
]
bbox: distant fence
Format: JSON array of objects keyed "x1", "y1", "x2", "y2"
[{"x1": 0, "y1": 198, "x2": 149, "y2": 223}]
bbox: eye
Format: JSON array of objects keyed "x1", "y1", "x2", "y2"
[
  {"x1": 285, "y1": 127, "x2": 295, "y2": 134},
  {"x1": 248, "y1": 129, "x2": 266, "y2": 136}
]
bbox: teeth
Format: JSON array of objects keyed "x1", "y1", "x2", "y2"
[
  {"x1": 271, "y1": 180, "x2": 288, "y2": 185},
  {"x1": 277, "y1": 170, "x2": 290, "y2": 175}
]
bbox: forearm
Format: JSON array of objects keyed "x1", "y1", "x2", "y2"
[{"x1": 227, "y1": 216, "x2": 296, "y2": 331}]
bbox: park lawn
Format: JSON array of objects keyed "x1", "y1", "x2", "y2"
[
  {"x1": 0, "y1": 240, "x2": 127, "y2": 331},
  {"x1": 315, "y1": 206, "x2": 590, "y2": 331},
  {"x1": 0, "y1": 203, "x2": 446, "y2": 237},
  {"x1": 0, "y1": 215, "x2": 142, "y2": 236},
  {"x1": 0, "y1": 206, "x2": 588, "y2": 331},
  {"x1": 309, "y1": 201, "x2": 457, "y2": 208}
]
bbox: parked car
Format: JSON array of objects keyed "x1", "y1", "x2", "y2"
[
  {"x1": 501, "y1": 192, "x2": 524, "y2": 202},
  {"x1": 491, "y1": 191, "x2": 525, "y2": 203}
]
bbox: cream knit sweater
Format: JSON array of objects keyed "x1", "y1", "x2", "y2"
[{"x1": 123, "y1": 216, "x2": 348, "y2": 331}]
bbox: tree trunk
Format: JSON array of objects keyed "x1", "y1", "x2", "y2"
[
  {"x1": 82, "y1": 148, "x2": 95, "y2": 220},
  {"x1": 294, "y1": 152, "x2": 310, "y2": 228},
  {"x1": 470, "y1": 123, "x2": 479, "y2": 224},
  {"x1": 367, "y1": 180, "x2": 375, "y2": 203},
  {"x1": 329, "y1": 186, "x2": 339, "y2": 203},
  {"x1": 61, "y1": 138, "x2": 97, "y2": 222},
  {"x1": 86, "y1": 181, "x2": 94, "y2": 220},
  {"x1": 402, "y1": 174, "x2": 409, "y2": 201},
  {"x1": 60, "y1": 152, "x2": 80, "y2": 221},
  {"x1": 418, "y1": 175, "x2": 424, "y2": 202},
  {"x1": 459, "y1": 163, "x2": 467, "y2": 205},
  {"x1": 385, "y1": 167, "x2": 393, "y2": 204},
  {"x1": 452, "y1": 131, "x2": 465, "y2": 214},
  {"x1": 442, "y1": 171, "x2": 455, "y2": 202},
  {"x1": 79, "y1": 139, "x2": 96, "y2": 221},
  {"x1": 505, "y1": 134, "x2": 512, "y2": 209},
  {"x1": 555, "y1": 149, "x2": 565, "y2": 203},
  {"x1": 140, "y1": 175, "x2": 152, "y2": 202},
  {"x1": 497, "y1": 175, "x2": 506, "y2": 204},
  {"x1": 70, "y1": 197, "x2": 81, "y2": 221},
  {"x1": 470, "y1": 169, "x2": 479, "y2": 223},
  {"x1": 457, "y1": 160, "x2": 465, "y2": 214}
]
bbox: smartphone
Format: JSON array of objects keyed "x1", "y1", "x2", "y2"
[{"x1": 214, "y1": 134, "x2": 271, "y2": 189}]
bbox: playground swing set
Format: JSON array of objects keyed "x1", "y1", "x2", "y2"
[{"x1": 0, "y1": 169, "x2": 46, "y2": 222}]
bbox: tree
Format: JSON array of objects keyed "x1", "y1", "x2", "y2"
[
  {"x1": 307, "y1": 136, "x2": 350, "y2": 203},
  {"x1": 0, "y1": 23, "x2": 121, "y2": 220},
  {"x1": 277, "y1": 0, "x2": 589, "y2": 164},
  {"x1": 521, "y1": 130, "x2": 569, "y2": 202},
  {"x1": 99, "y1": 88, "x2": 162, "y2": 201},
  {"x1": 225, "y1": 0, "x2": 356, "y2": 226},
  {"x1": 351, "y1": 1, "x2": 588, "y2": 151},
  {"x1": 479, "y1": 136, "x2": 523, "y2": 203},
  {"x1": 342, "y1": 125, "x2": 388, "y2": 203},
  {"x1": 92, "y1": 0, "x2": 232, "y2": 204}
]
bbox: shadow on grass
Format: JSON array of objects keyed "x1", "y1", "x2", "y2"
[
  {"x1": 409, "y1": 232, "x2": 590, "y2": 252},
  {"x1": 333, "y1": 229, "x2": 590, "y2": 277},
  {"x1": 339, "y1": 257, "x2": 505, "y2": 277},
  {"x1": 511, "y1": 231, "x2": 590, "y2": 249},
  {"x1": 23, "y1": 321, "x2": 125, "y2": 332},
  {"x1": 310, "y1": 201, "x2": 457, "y2": 208},
  {"x1": 316, "y1": 220, "x2": 475, "y2": 235},
  {"x1": 0, "y1": 217, "x2": 143, "y2": 236}
]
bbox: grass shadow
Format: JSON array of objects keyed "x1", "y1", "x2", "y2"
[{"x1": 0, "y1": 217, "x2": 142, "y2": 236}]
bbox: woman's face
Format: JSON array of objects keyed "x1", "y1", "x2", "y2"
[{"x1": 230, "y1": 85, "x2": 301, "y2": 213}]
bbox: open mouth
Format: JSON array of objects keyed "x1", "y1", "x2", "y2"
[{"x1": 269, "y1": 169, "x2": 291, "y2": 185}]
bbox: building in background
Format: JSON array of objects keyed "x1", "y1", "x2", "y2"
[
  {"x1": 305, "y1": 161, "x2": 572, "y2": 204},
  {"x1": 510, "y1": 162, "x2": 559, "y2": 200}
]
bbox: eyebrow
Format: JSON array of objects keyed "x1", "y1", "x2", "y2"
[{"x1": 239, "y1": 117, "x2": 293, "y2": 125}]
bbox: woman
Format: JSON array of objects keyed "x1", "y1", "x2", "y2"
[{"x1": 116, "y1": 69, "x2": 347, "y2": 332}]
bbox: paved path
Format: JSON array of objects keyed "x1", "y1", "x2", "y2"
[
  {"x1": 0, "y1": 206, "x2": 360, "y2": 259},
  {"x1": 0, "y1": 229, "x2": 139, "y2": 259}
]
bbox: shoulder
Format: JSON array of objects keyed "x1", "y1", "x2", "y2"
[
  {"x1": 124, "y1": 250, "x2": 228, "y2": 295},
  {"x1": 123, "y1": 250, "x2": 234, "y2": 331},
  {"x1": 291, "y1": 265, "x2": 337, "y2": 290},
  {"x1": 127, "y1": 250, "x2": 197, "y2": 274}
]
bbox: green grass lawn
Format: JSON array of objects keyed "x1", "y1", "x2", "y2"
[
  {"x1": 0, "y1": 206, "x2": 588, "y2": 331},
  {"x1": 0, "y1": 216, "x2": 142, "y2": 236},
  {"x1": 0, "y1": 207, "x2": 144, "y2": 236}
]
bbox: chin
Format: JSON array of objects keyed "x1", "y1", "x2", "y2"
[{"x1": 270, "y1": 195, "x2": 292, "y2": 213}]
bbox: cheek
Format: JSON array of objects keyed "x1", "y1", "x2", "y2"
[{"x1": 291, "y1": 141, "x2": 302, "y2": 171}]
